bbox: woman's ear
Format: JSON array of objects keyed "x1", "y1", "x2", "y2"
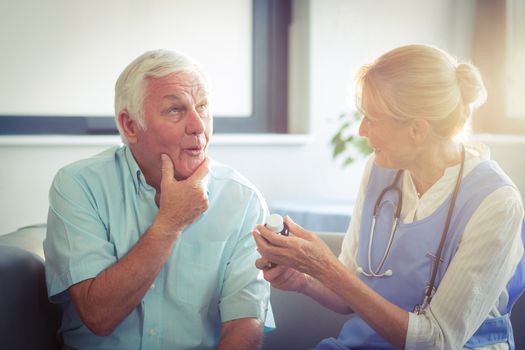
[
  {"x1": 118, "y1": 111, "x2": 139, "y2": 144},
  {"x1": 410, "y1": 118, "x2": 430, "y2": 146}
]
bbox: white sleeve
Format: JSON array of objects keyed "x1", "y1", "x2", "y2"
[
  {"x1": 405, "y1": 186, "x2": 524, "y2": 349},
  {"x1": 338, "y1": 155, "x2": 375, "y2": 271}
]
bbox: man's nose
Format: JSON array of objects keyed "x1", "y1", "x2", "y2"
[{"x1": 185, "y1": 108, "x2": 205, "y2": 134}]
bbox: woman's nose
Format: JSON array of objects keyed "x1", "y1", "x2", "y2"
[{"x1": 358, "y1": 118, "x2": 368, "y2": 137}]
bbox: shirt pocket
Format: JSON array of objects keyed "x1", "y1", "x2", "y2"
[{"x1": 172, "y1": 240, "x2": 227, "y2": 307}]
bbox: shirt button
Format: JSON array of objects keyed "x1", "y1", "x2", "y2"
[
  {"x1": 150, "y1": 283, "x2": 155, "y2": 289},
  {"x1": 148, "y1": 328, "x2": 157, "y2": 336}
]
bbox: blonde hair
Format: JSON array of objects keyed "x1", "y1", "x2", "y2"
[
  {"x1": 114, "y1": 49, "x2": 209, "y2": 143},
  {"x1": 355, "y1": 44, "x2": 487, "y2": 138}
]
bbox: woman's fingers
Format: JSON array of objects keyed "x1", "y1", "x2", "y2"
[
  {"x1": 255, "y1": 256, "x2": 270, "y2": 270},
  {"x1": 263, "y1": 265, "x2": 294, "y2": 287},
  {"x1": 284, "y1": 216, "x2": 314, "y2": 240},
  {"x1": 255, "y1": 224, "x2": 291, "y2": 247}
]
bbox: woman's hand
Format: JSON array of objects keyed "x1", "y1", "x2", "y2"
[
  {"x1": 255, "y1": 256, "x2": 309, "y2": 292},
  {"x1": 254, "y1": 217, "x2": 356, "y2": 315},
  {"x1": 252, "y1": 216, "x2": 339, "y2": 281}
]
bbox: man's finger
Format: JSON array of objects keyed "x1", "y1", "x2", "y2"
[{"x1": 160, "y1": 154, "x2": 174, "y2": 182}]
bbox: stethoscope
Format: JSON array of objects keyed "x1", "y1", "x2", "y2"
[
  {"x1": 356, "y1": 170, "x2": 403, "y2": 278},
  {"x1": 357, "y1": 145, "x2": 466, "y2": 314}
]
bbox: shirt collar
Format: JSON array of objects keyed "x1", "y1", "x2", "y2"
[{"x1": 123, "y1": 145, "x2": 147, "y2": 194}]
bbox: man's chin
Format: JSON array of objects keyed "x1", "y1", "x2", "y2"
[{"x1": 175, "y1": 157, "x2": 206, "y2": 180}]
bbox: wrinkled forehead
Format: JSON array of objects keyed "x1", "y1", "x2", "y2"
[{"x1": 145, "y1": 71, "x2": 209, "y2": 100}]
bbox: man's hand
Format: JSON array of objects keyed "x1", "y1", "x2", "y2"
[{"x1": 154, "y1": 154, "x2": 210, "y2": 237}]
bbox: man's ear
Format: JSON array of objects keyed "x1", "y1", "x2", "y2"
[
  {"x1": 410, "y1": 118, "x2": 430, "y2": 146},
  {"x1": 118, "y1": 111, "x2": 139, "y2": 144}
]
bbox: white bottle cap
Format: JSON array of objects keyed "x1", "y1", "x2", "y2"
[{"x1": 266, "y1": 213, "x2": 284, "y2": 233}]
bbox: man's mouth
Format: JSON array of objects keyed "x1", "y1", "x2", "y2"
[{"x1": 183, "y1": 146, "x2": 204, "y2": 156}]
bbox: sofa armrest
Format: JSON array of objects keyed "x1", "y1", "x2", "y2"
[
  {"x1": 0, "y1": 224, "x2": 47, "y2": 259},
  {"x1": 0, "y1": 244, "x2": 61, "y2": 350}
]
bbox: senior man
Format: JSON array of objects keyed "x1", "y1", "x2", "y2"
[{"x1": 44, "y1": 49, "x2": 273, "y2": 350}]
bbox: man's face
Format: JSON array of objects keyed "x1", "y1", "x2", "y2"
[{"x1": 132, "y1": 71, "x2": 212, "y2": 182}]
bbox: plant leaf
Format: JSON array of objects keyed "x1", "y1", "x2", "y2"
[
  {"x1": 343, "y1": 156, "x2": 355, "y2": 168},
  {"x1": 332, "y1": 141, "x2": 346, "y2": 158},
  {"x1": 330, "y1": 110, "x2": 370, "y2": 167},
  {"x1": 330, "y1": 130, "x2": 342, "y2": 145}
]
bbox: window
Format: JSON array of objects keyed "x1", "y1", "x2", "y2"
[
  {"x1": 0, "y1": 0, "x2": 290, "y2": 135},
  {"x1": 506, "y1": 0, "x2": 525, "y2": 118},
  {"x1": 472, "y1": 0, "x2": 525, "y2": 134}
]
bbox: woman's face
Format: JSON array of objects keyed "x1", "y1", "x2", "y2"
[{"x1": 358, "y1": 104, "x2": 415, "y2": 169}]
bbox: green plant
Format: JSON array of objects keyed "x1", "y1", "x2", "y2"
[{"x1": 330, "y1": 110, "x2": 372, "y2": 168}]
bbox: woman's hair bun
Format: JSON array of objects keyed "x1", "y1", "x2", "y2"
[{"x1": 456, "y1": 62, "x2": 487, "y2": 108}]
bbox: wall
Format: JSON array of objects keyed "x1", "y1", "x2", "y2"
[
  {"x1": 1, "y1": 0, "x2": 505, "y2": 235},
  {"x1": 474, "y1": 134, "x2": 525, "y2": 198}
]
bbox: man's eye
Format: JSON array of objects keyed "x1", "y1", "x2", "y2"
[
  {"x1": 169, "y1": 107, "x2": 182, "y2": 114},
  {"x1": 197, "y1": 103, "x2": 208, "y2": 111}
]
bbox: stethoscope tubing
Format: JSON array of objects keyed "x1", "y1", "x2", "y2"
[
  {"x1": 359, "y1": 145, "x2": 466, "y2": 314},
  {"x1": 362, "y1": 171, "x2": 404, "y2": 278},
  {"x1": 366, "y1": 212, "x2": 399, "y2": 277}
]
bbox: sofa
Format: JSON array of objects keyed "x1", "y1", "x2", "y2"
[
  {"x1": 1, "y1": 225, "x2": 524, "y2": 350},
  {"x1": 0, "y1": 225, "x2": 61, "y2": 350}
]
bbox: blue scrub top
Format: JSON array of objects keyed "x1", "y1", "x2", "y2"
[
  {"x1": 44, "y1": 145, "x2": 273, "y2": 350},
  {"x1": 317, "y1": 160, "x2": 524, "y2": 350}
]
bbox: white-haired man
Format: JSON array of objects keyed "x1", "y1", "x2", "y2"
[{"x1": 44, "y1": 49, "x2": 273, "y2": 349}]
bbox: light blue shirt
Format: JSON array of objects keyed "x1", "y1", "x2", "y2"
[{"x1": 44, "y1": 145, "x2": 273, "y2": 350}]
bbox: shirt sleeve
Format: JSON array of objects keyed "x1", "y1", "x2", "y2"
[
  {"x1": 405, "y1": 186, "x2": 524, "y2": 349},
  {"x1": 219, "y1": 191, "x2": 273, "y2": 328},
  {"x1": 43, "y1": 168, "x2": 116, "y2": 303},
  {"x1": 338, "y1": 154, "x2": 375, "y2": 271}
]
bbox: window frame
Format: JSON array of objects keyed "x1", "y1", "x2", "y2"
[{"x1": 0, "y1": 0, "x2": 291, "y2": 135}]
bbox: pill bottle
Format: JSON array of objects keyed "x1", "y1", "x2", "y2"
[{"x1": 265, "y1": 213, "x2": 289, "y2": 236}]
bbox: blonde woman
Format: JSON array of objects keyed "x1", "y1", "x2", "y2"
[{"x1": 254, "y1": 44, "x2": 525, "y2": 349}]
